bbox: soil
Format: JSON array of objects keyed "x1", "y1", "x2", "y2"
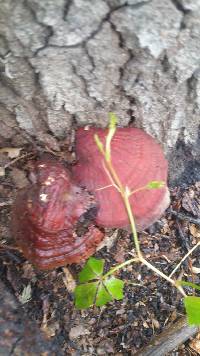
[{"x1": 0, "y1": 142, "x2": 200, "y2": 355}]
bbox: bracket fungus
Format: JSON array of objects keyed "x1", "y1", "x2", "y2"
[
  {"x1": 12, "y1": 157, "x2": 104, "y2": 270},
  {"x1": 73, "y1": 127, "x2": 170, "y2": 231}
]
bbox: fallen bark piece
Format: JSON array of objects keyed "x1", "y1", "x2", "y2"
[{"x1": 135, "y1": 317, "x2": 199, "y2": 356}]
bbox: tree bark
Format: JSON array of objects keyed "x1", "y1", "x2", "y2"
[
  {"x1": 1, "y1": 1, "x2": 200, "y2": 353},
  {"x1": 0, "y1": 0, "x2": 200, "y2": 184}
]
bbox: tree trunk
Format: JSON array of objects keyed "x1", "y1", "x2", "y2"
[
  {"x1": 0, "y1": 0, "x2": 200, "y2": 184},
  {"x1": 1, "y1": 1, "x2": 200, "y2": 354}
]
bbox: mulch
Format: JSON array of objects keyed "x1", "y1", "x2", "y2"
[{"x1": 0, "y1": 146, "x2": 200, "y2": 355}]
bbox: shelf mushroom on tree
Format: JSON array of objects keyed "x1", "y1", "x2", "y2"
[
  {"x1": 12, "y1": 117, "x2": 170, "y2": 271},
  {"x1": 12, "y1": 156, "x2": 104, "y2": 270},
  {"x1": 73, "y1": 115, "x2": 200, "y2": 319},
  {"x1": 73, "y1": 124, "x2": 170, "y2": 231},
  {"x1": 11, "y1": 114, "x2": 200, "y2": 320}
]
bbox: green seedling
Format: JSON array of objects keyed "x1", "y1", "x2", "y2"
[
  {"x1": 74, "y1": 113, "x2": 200, "y2": 325},
  {"x1": 75, "y1": 257, "x2": 124, "y2": 309}
]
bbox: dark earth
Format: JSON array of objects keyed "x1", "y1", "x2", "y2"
[
  {"x1": 0, "y1": 138, "x2": 200, "y2": 356},
  {"x1": 1, "y1": 0, "x2": 200, "y2": 354}
]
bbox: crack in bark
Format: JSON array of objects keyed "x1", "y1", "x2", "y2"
[
  {"x1": 71, "y1": 63, "x2": 91, "y2": 99},
  {"x1": 128, "y1": 0, "x2": 153, "y2": 9},
  {"x1": 109, "y1": 20, "x2": 138, "y2": 123},
  {"x1": 170, "y1": 0, "x2": 190, "y2": 30},
  {"x1": 63, "y1": 0, "x2": 73, "y2": 21},
  {"x1": 24, "y1": 0, "x2": 54, "y2": 56},
  {"x1": 171, "y1": 0, "x2": 190, "y2": 14},
  {"x1": 0, "y1": 71, "x2": 24, "y2": 99},
  {"x1": 9, "y1": 337, "x2": 23, "y2": 356},
  {"x1": 83, "y1": 44, "x2": 95, "y2": 74},
  {"x1": 34, "y1": 3, "x2": 127, "y2": 55},
  {"x1": 160, "y1": 53, "x2": 171, "y2": 73},
  {"x1": 0, "y1": 70, "x2": 50, "y2": 137},
  {"x1": 186, "y1": 73, "x2": 199, "y2": 110},
  {"x1": 71, "y1": 63, "x2": 102, "y2": 106},
  {"x1": 0, "y1": 49, "x2": 53, "y2": 135},
  {"x1": 33, "y1": 27, "x2": 54, "y2": 56},
  {"x1": 24, "y1": 56, "x2": 46, "y2": 98},
  {"x1": 0, "y1": 34, "x2": 10, "y2": 57}
]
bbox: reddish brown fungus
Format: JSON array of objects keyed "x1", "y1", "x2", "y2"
[
  {"x1": 12, "y1": 156, "x2": 104, "y2": 270},
  {"x1": 72, "y1": 127, "x2": 170, "y2": 231}
]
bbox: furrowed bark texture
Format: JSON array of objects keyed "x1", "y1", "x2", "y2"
[{"x1": 0, "y1": 0, "x2": 200, "y2": 183}]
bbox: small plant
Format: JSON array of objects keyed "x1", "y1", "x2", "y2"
[
  {"x1": 75, "y1": 257, "x2": 125, "y2": 309},
  {"x1": 74, "y1": 113, "x2": 200, "y2": 326}
]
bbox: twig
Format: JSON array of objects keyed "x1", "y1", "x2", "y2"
[
  {"x1": 123, "y1": 187, "x2": 142, "y2": 258},
  {"x1": 95, "y1": 184, "x2": 114, "y2": 191},
  {"x1": 4, "y1": 152, "x2": 35, "y2": 169},
  {"x1": 170, "y1": 210, "x2": 200, "y2": 227},
  {"x1": 0, "y1": 244, "x2": 20, "y2": 251},
  {"x1": 0, "y1": 200, "x2": 13, "y2": 207},
  {"x1": 140, "y1": 256, "x2": 186, "y2": 297},
  {"x1": 102, "y1": 160, "x2": 121, "y2": 193},
  {"x1": 94, "y1": 118, "x2": 188, "y2": 304},
  {"x1": 169, "y1": 241, "x2": 200, "y2": 278},
  {"x1": 104, "y1": 258, "x2": 139, "y2": 279}
]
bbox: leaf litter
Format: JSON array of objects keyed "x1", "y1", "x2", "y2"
[{"x1": 1, "y1": 148, "x2": 200, "y2": 354}]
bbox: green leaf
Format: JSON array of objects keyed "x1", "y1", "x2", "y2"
[
  {"x1": 146, "y1": 181, "x2": 165, "y2": 189},
  {"x1": 184, "y1": 296, "x2": 200, "y2": 325},
  {"x1": 75, "y1": 257, "x2": 125, "y2": 309},
  {"x1": 96, "y1": 283, "x2": 113, "y2": 306},
  {"x1": 78, "y1": 257, "x2": 104, "y2": 283},
  {"x1": 177, "y1": 280, "x2": 200, "y2": 292},
  {"x1": 74, "y1": 282, "x2": 98, "y2": 309},
  {"x1": 104, "y1": 277, "x2": 124, "y2": 300},
  {"x1": 94, "y1": 134, "x2": 105, "y2": 155},
  {"x1": 95, "y1": 277, "x2": 124, "y2": 306},
  {"x1": 74, "y1": 280, "x2": 114, "y2": 309}
]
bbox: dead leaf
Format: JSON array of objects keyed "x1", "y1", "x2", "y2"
[
  {"x1": 161, "y1": 219, "x2": 171, "y2": 234},
  {"x1": 41, "y1": 297, "x2": 50, "y2": 333},
  {"x1": 152, "y1": 318, "x2": 160, "y2": 329},
  {"x1": 41, "y1": 321, "x2": 60, "y2": 338},
  {"x1": 143, "y1": 321, "x2": 149, "y2": 328},
  {"x1": 114, "y1": 247, "x2": 126, "y2": 263},
  {"x1": 189, "y1": 332, "x2": 200, "y2": 353},
  {"x1": 69, "y1": 325, "x2": 90, "y2": 340},
  {"x1": 96, "y1": 230, "x2": 118, "y2": 252},
  {"x1": 0, "y1": 147, "x2": 22, "y2": 159},
  {"x1": 10, "y1": 167, "x2": 28, "y2": 188},
  {"x1": 0, "y1": 167, "x2": 5, "y2": 177},
  {"x1": 189, "y1": 224, "x2": 200, "y2": 238},
  {"x1": 191, "y1": 266, "x2": 200, "y2": 274},
  {"x1": 18, "y1": 284, "x2": 32, "y2": 304},
  {"x1": 182, "y1": 192, "x2": 200, "y2": 216},
  {"x1": 62, "y1": 267, "x2": 76, "y2": 292},
  {"x1": 116, "y1": 308, "x2": 126, "y2": 316}
]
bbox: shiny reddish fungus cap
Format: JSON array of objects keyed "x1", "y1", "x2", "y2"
[
  {"x1": 72, "y1": 127, "x2": 170, "y2": 231},
  {"x1": 12, "y1": 157, "x2": 104, "y2": 270}
]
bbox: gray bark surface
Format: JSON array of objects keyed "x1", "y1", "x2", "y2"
[{"x1": 0, "y1": 0, "x2": 200, "y2": 182}]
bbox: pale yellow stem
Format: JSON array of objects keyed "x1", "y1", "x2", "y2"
[{"x1": 169, "y1": 241, "x2": 200, "y2": 278}]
